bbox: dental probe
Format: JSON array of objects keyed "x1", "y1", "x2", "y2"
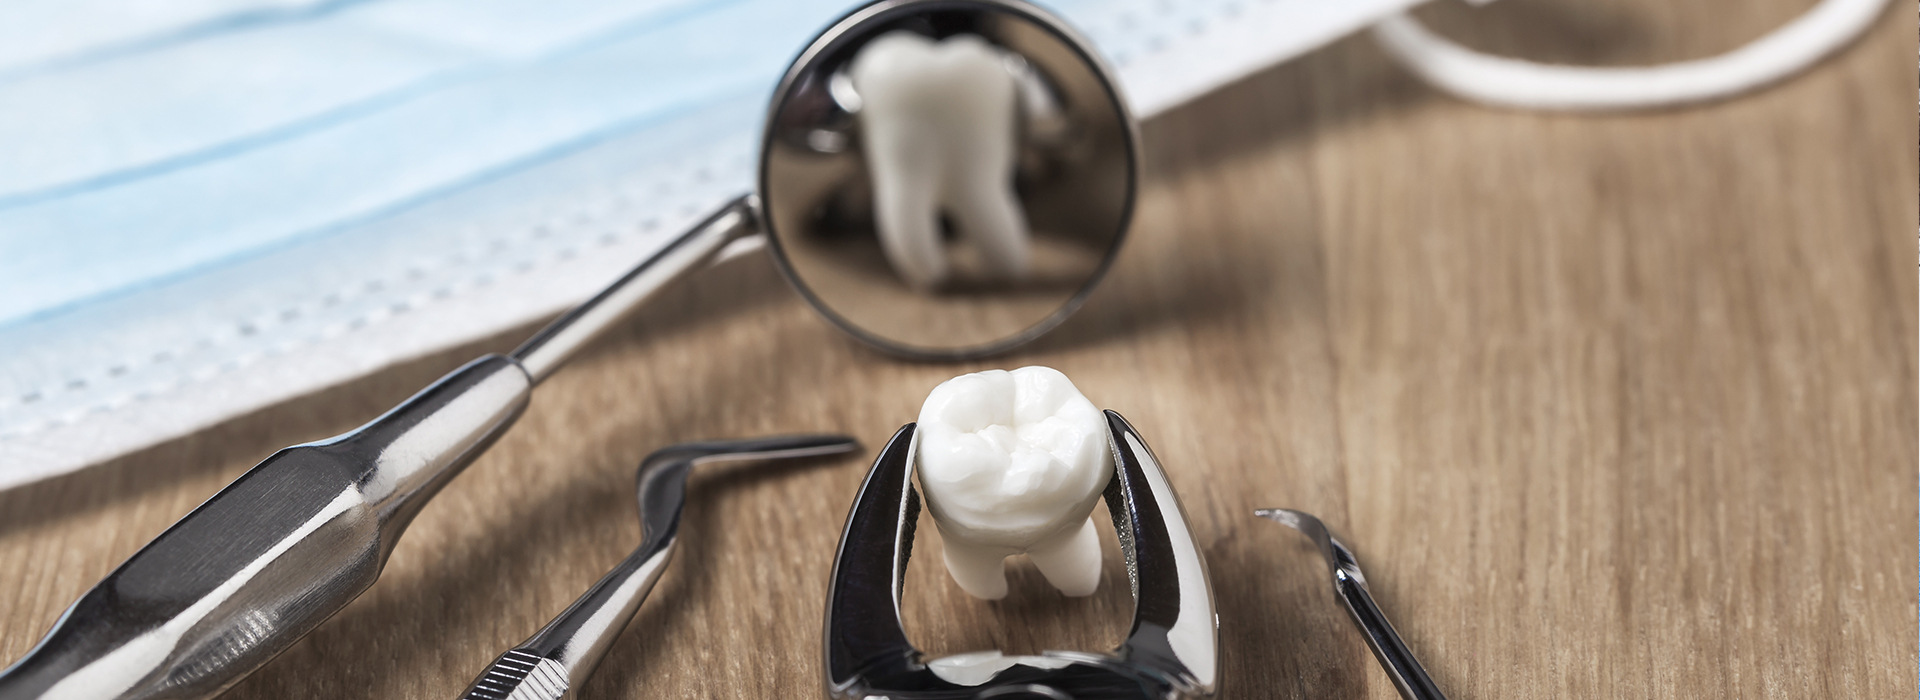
[
  {"x1": 1256, "y1": 509, "x2": 1449, "y2": 700},
  {"x1": 0, "y1": 202, "x2": 759, "y2": 700},
  {"x1": 460, "y1": 435, "x2": 858, "y2": 700}
]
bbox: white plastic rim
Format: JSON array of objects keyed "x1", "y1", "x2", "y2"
[{"x1": 1371, "y1": 0, "x2": 1891, "y2": 111}]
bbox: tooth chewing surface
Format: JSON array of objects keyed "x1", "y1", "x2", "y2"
[
  {"x1": 850, "y1": 31, "x2": 1029, "y2": 290},
  {"x1": 916, "y1": 366, "x2": 1109, "y2": 599}
]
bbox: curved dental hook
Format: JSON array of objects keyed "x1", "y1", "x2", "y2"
[
  {"x1": 1255, "y1": 508, "x2": 1448, "y2": 700},
  {"x1": 462, "y1": 434, "x2": 859, "y2": 700}
]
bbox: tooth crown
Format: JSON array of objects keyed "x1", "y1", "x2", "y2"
[
  {"x1": 916, "y1": 367, "x2": 1111, "y2": 549},
  {"x1": 850, "y1": 31, "x2": 1030, "y2": 290},
  {"x1": 852, "y1": 33, "x2": 1013, "y2": 126}
]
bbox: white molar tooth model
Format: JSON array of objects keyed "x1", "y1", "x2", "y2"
[
  {"x1": 849, "y1": 31, "x2": 1030, "y2": 291},
  {"x1": 916, "y1": 366, "x2": 1109, "y2": 600}
]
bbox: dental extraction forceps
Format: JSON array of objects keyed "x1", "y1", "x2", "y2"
[
  {"x1": 1256, "y1": 509, "x2": 1448, "y2": 700},
  {"x1": 825, "y1": 411, "x2": 1217, "y2": 700},
  {"x1": 460, "y1": 435, "x2": 858, "y2": 700}
]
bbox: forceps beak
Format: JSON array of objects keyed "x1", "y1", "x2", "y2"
[
  {"x1": 823, "y1": 411, "x2": 1216, "y2": 699},
  {"x1": 1256, "y1": 508, "x2": 1449, "y2": 700}
]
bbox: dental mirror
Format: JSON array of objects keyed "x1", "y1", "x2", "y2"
[
  {"x1": 0, "y1": 2, "x2": 1135, "y2": 697},
  {"x1": 759, "y1": 0, "x2": 1138, "y2": 358}
]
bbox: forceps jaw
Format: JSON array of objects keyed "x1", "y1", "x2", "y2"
[{"x1": 823, "y1": 411, "x2": 1216, "y2": 699}]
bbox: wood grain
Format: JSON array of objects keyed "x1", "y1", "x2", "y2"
[{"x1": 2, "y1": 1, "x2": 1913, "y2": 697}]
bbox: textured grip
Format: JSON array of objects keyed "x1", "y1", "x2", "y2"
[
  {"x1": 461, "y1": 650, "x2": 571, "y2": 700},
  {"x1": 0, "y1": 356, "x2": 533, "y2": 700}
]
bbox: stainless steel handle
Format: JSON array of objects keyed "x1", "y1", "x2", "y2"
[
  {"x1": 0, "y1": 194, "x2": 763, "y2": 700},
  {"x1": 460, "y1": 435, "x2": 858, "y2": 700},
  {"x1": 1256, "y1": 508, "x2": 1448, "y2": 700},
  {"x1": 511, "y1": 195, "x2": 758, "y2": 383},
  {"x1": 1334, "y1": 571, "x2": 1447, "y2": 700},
  {"x1": 0, "y1": 355, "x2": 533, "y2": 700}
]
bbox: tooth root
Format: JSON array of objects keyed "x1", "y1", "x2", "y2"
[
  {"x1": 1026, "y1": 517, "x2": 1103, "y2": 597},
  {"x1": 947, "y1": 175, "x2": 1029, "y2": 278},
  {"x1": 851, "y1": 31, "x2": 1028, "y2": 288},
  {"x1": 940, "y1": 54, "x2": 1027, "y2": 279},
  {"x1": 940, "y1": 537, "x2": 1013, "y2": 600},
  {"x1": 866, "y1": 135, "x2": 948, "y2": 289}
]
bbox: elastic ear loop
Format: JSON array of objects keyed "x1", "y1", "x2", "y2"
[{"x1": 1370, "y1": 0, "x2": 1890, "y2": 111}]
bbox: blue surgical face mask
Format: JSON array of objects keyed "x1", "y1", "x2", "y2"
[
  {"x1": 0, "y1": 0, "x2": 1440, "y2": 488},
  {"x1": 0, "y1": 0, "x2": 1462, "y2": 332},
  {"x1": 0, "y1": 0, "x2": 864, "y2": 328}
]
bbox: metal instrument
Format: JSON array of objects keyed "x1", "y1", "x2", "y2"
[
  {"x1": 0, "y1": 0, "x2": 1137, "y2": 696},
  {"x1": 1256, "y1": 509, "x2": 1449, "y2": 700},
  {"x1": 459, "y1": 435, "x2": 857, "y2": 700},
  {"x1": 825, "y1": 412, "x2": 1216, "y2": 700},
  {"x1": 761, "y1": 0, "x2": 1137, "y2": 357}
]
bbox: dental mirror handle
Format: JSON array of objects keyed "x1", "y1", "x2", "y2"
[
  {"x1": 460, "y1": 435, "x2": 858, "y2": 700},
  {"x1": 511, "y1": 195, "x2": 759, "y2": 383},
  {"x1": 1255, "y1": 509, "x2": 1448, "y2": 700},
  {"x1": 0, "y1": 198, "x2": 760, "y2": 700}
]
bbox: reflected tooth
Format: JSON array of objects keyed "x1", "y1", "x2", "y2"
[
  {"x1": 916, "y1": 367, "x2": 1110, "y2": 599},
  {"x1": 850, "y1": 32, "x2": 1030, "y2": 290}
]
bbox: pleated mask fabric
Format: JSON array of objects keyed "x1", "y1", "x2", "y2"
[{"x1": 0, "y1": 0, "x2": 1427, "y2": 489}]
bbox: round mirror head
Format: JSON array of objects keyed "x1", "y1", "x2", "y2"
[{"x1": 760, "y1": 0, "x2": 1138, "y2": 359}]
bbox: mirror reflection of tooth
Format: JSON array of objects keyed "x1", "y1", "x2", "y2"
[
  {"x1": 948, "y1": 176, "x2": 1029, "y2": 279},
  {"x1": 758, "y1": 0, "x2": 1137, "y2": 356},
  {"x1": 850, "y1": 31, "x2": 1030, "y2": 290},
  {"x1": 1004, "y1": 52, "x2": 1071, "y2": 146}
]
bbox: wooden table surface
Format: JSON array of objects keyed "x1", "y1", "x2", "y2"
[{"x1": 3, "y1": 1, "x2": 1913, "y2": 697}]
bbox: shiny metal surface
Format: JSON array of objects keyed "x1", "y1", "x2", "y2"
[
  {"x1": 0, "y1": 192, "x2": 768, "y2": 700},
  {"x1": 1256, "y1": 509, "x2": 1449, "y2": 700},
  {"x1": 459, "y1": 435, "x2": 859, "y2": 700},
  {"x1": 824, "y1": 411, "x2": 1216, "y2": 700},
  {"x1": 511, "y1": 196, "x2": 759, "y2": 383},
  {"x1": 0, "y1": 355, "x2": 533, "y2": 700},
  {"x1": 0, "y1": 196, "x2": 763, "y2": 699},
  {"x1": 760, "y1": 0, "x2": 1138, "y2": 358}
]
